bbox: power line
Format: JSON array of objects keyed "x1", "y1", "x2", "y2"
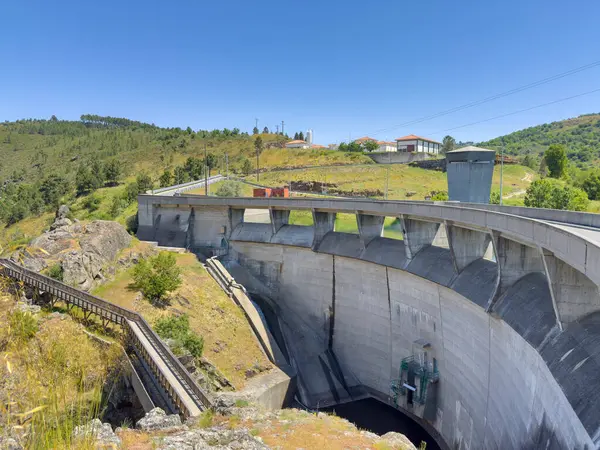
[
  {"x1": 366, "y1": 59, "x2": 600, "y2": 137},
  {"x1": 428, "y1": 87, "x2": 600, "y2": 136}
]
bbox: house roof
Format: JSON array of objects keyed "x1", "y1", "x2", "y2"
[
  {"x1": 286, "y1": 140, "x2": 308, "y2": 145},
  {"x1": 355, "y1": 136, "x2": 377, "y2": 142},
  {"x1": 377, "y1": 141, "x2": 396, "y2": 146},
  {"x1": 395, "y1": 134, "x2": 441, "y2": 144},
  {"x1": 311, "y1": 144, "x2": 326, "y2": 149}
]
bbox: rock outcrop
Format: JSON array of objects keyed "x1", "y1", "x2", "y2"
[
  {"x1": 156, "y1": 428, "x2": 268, "y2": 450},
  {"x1": 11, "y1": 205, "x2": 132, "y2": 290},
  {"x1": 136, "y1": 408, "x2": 183, "y2": 431},
  {"x1": 72, "y1": 419, "x2": 121, "y2": 448}
]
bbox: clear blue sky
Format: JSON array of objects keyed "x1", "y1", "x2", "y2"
[{"x1": 2, "y1": 0, "x2": 600, "y2": 145}]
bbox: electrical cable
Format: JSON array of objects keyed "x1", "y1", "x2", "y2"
[{"x1": 363, "y1": 59, "x2": 600, "y2": 137}]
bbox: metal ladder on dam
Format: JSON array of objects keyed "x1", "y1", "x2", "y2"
[{"x1": 0, "y1": 258, "x2": 212, "y2": 418}]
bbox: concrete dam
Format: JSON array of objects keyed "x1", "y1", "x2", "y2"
[{"x1": 138, "y1": 194, "x2": 600, "y2": 450}]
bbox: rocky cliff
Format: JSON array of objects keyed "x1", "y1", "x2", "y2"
[{"x1": 10, "y1": 205, "x2": 132, "y2": 290}]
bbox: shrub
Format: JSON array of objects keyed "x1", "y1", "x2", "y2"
[
  {"x1": 524, "y1": 178, "x2": 589, "y2": 211},
  {"x1": 82, "y1": 194, "x2": 101, "y2": 212},
  {"x1": 154, "y1": 314, "x2": 204, "y2": 358},
  {"x1": 108, "y1": 195, "x2": 127, "y2": 218},
  {"x1": 133, "y1": 252, "x2": 182, "y2": 301},
  {"x1": 490, "y1": 192, "x2": 501, "y2": 204},
  {"x1": 9, "y1": 310, "x2": 38, "y2": 344},
  {"x1": 215, "y1": 181, "x2": 242, "y2": 197},
  {"x1": 47, "y1": 263, "x2": 64, "y2": 281},
  {"x1": 431, "y1": 191, "x2": 448, "y2": 201},
  {"x1": 581, "y1": 171, "x2": 600, "y2": 200}
]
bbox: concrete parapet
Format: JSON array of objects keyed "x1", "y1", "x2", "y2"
[{"x1": 357, "y1": 213, "x2": 384, "y2": 247}]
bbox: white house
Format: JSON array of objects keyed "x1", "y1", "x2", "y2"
[
  {"x1": 395, "y1": 134, "x2": 441, "y2": 154},
  {"x1": 354, "y1": 136, "x2": 396, "y2": 152},
  {"x1": 377, "y1": 141, "x2": 396, "y2": 152},
  {"x1": 286, "y1": 140, "x2": 310, "y2": 149}
]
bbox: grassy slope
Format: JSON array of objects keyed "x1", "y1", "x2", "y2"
[
  {"x1": 92, "y1": 251, "x2": 271, "y2": 389},
  {"x1": 250, "y1": 163, "x2": 535, "y2": 200},
  {"x1": 0, "y1": 285, "x2": 121, "y2": 449}
]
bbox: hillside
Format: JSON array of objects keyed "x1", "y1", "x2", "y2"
[{"x1": 479, "y1": 113, "x2": 600, "y2": 163}]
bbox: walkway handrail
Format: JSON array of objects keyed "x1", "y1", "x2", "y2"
[{"x1": 0, "y1": 258, "x2": 212, "y2": 415}]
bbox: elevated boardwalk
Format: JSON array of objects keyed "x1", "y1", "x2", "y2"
[{"x1": 0, "y1": 258, "x2": 211, "y2": 418}]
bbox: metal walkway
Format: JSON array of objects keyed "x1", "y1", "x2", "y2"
[{"x1": 0, "y1": 258, "x2": 211, "y2": 418}]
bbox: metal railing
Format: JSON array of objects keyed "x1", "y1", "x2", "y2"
[{"x1": 0, "y1": 258, "x2": 212, "y2": 417}]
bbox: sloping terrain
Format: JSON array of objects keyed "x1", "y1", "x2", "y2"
[{"x1": 479, "y1": 113, "x2": 600, "y2": 161}]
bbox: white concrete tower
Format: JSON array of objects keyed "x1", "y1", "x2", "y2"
[{"x1": 306, "y1": 129, "x2": 313, "y2": 144}]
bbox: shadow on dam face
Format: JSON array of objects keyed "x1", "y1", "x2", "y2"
[
  {"x1": 250, "y1": 294, "x2": 440, "y2": 450},
  {"x1": 324, "y1": 398, "x2": 441, "y2": 450}
]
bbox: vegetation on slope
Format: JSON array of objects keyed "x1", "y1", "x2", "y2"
[
  {"x1": 93, "y1": 251, "x2": 271, "y2": 389},
  {"x1": 232, "y1": 163, "x2": 536, "y2": 202},
  {"x1": 480, "y1": 113, "x2": 600, "y2": 166},
  {"x1": 0, "y1": 282, "x2": 122, "y2": 449}
]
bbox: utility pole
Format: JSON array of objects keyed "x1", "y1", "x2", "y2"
[
  {"x1": 256, "y1": 148, "x2": 260, "y2": 182},
  {"x1": 276, "y1": 124, "x2": 279, "y2": 134},
  {"x1": 281, "y1": 120, "x2": 284, "y2": 135},
  {"x1": 255, "y1": 118, "x2": 259, "y2": 129},
  {"x1": 500, "y1": 138, "x2": 505, "y2": 205},
  {"x1": 225, "y1": 152, "x2": 229, "y2": 178},
  {"x1": 385, "y1": 151, "x2": 391, "y2": 199},
  {"x1": 204, "y1": 143, "x2": 208, "y2": 196}
]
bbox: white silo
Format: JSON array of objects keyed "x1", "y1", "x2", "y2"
[{"x1": 306, "y1": 129, "x2": 313, "y2": 144}]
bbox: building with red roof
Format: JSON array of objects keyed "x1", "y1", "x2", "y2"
[{"x1": 395, "y1": 134, "x2": 441, "y2": 154}]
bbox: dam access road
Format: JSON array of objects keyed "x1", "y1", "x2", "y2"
[{"x1": 138, "y1": 194, "x2": 600, "y2": 450}]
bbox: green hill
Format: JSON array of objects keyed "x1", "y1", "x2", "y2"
[
  {"x1": 479, "y1": 113, "x2": 600, "y2": 164},
  {"x1": 0, "y1": 116, "x2": 372, "y2": 231},
  {"x1": 0, "y1": 116, "x2": 371, "y2": 185}
]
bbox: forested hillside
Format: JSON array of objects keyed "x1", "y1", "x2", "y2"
[
  {"x1": 480, "y1": 113, "x2": 600, "y2": 164},
  {"x1": 0, "y1": 115, "x2": 370, "y2": 230},
  {"x1": 0, "y1": 115, "x2": 279, "y2": 185}
]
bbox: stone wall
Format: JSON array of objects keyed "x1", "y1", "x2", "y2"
[{"x1": 368, "y1": 152, "x2": 432, "y2": 165}]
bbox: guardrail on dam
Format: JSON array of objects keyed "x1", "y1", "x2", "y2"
[
  {"x1": 139, "y1": 194, "x2": 600, "y2": 449},
  {"x1": 0, "y1": 258, "x2": 212, "y2": 418}
]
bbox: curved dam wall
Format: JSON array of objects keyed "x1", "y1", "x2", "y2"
[
  {"x1": 226, "y1": 239, "x2": 594, "y2": 450},
  {"x1": 138, "y1": 196, "x2": 600, "y2": 449}
]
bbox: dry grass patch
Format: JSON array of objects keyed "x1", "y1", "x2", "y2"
[{"x1": 93, "y1": 252, "x2": 271, "y2": 389}]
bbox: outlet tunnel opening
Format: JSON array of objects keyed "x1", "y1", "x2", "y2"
[{"x1": 324, "y1": 398, "x2": 441, "y2": 450}]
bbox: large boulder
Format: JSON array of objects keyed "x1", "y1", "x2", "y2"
[
  {"x1": 72, "y1": 418, "x2": 121, "y2": 448},
  {"x1": 13, "y1": 217, "x2": 132, "y2": 291},
  {"x1": 60, "y1": 221, "x2": 131, "y2": 290},
  {"x1": 136, "y1": 408, "x2": 182, "y2": 431}
]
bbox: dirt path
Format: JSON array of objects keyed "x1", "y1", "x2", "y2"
[{"x1": 502, "y1": 171, "x2": 534, "y2": 199}]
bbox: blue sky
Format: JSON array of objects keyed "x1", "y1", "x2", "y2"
[{"x1": 2, "y1": 0, "x2": 600, "y2": 145}]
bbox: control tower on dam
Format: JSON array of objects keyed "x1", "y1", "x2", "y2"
[{"x1": 138, "y1": 165, "x2": 600, "y2": 449}]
